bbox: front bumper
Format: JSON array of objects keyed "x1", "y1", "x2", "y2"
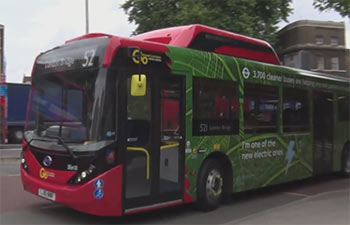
[{"x1": 20, "y1": 151, "x2": 123, "y2": 216}]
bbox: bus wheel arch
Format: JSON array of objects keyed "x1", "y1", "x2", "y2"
[
  {"x1": 196, "y1": 152, "x2": 233, "y2": 211},
  {"x1": 341, "y1": 141, "x2": 350, "y2": 177}
]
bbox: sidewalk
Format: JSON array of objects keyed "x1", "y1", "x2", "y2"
[
  {"x1": 226, "y1": 189, "x2": 350, "y2": 225},
  {"x1": 0, "y1": 144, "x2": 22, "y2": 160}
]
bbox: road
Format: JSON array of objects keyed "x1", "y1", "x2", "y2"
[{"x1": 0, "y1": 146, "x2": 349, "y2": 225}]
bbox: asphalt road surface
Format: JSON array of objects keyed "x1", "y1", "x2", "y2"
[{"x1": 0, "y1": 152, "x2": 349, "y2": 224}]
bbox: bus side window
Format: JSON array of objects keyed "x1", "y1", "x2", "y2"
[
  {"x1": 214, "y1": 94, "x2": 228, "y2": 118},
  {"x1": 244, "y1": 84, "x2": 278, "y2": 133},
  {"x1": 283, "y1": 88, "x2": 309, "y2": 132},
  {"x1": 193, "y1": 77, "x2": 238, "y2": 136},
  {"x1": 338, "y1": 94, "x2": 350, "y2": 122}
]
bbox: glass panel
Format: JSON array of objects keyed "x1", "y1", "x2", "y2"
[
  {"x1": 193, "y1": 78, "x2": 238, "y2": 136},
  {"x1": 160, "y1": 80, "x2": 181, "y2": 193},
  {"x1": 315, "y1": 36, "x2": 324, "y2": 44},
  {"x1": 283, "y1": 88, "x2": 309, "y2": 132},
  {"x1": 338, "y1": 94, "x2": 349, "y2": 122},
  {"x1": 331, "y1": 57, "x2": 339, "y2": 70},
  {"x1": 330, "y1": 36, "x2": 338, "y2": 46},
  {"x1": 244, "y1": 84, "x2": 278, "y2": 133},
  {"x1": 26, "y1": 70, "x2": 98, "y2": 143},
  {"x1": 316, "y1": 56, "x2": 324, "y2": 70},
  {"x1": 125, "y1": 76, "x2": 151, "y2": 199}
]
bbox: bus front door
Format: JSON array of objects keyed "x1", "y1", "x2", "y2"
[
  {"x1": 313, "y1": 91, "x2": 334, "y2": 175},
  {"x1": 123, "y1": 74, "x2": 184, "y2": 213}
]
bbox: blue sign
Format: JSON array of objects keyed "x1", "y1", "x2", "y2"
[
  {"x1": 94, "y1": 179, "x2": 104, "y2": 189},
  {"x1": 0, "y1": 85, "x2": 7, "y2": 97},
  {"x1": 94, "y1": 189, "x2": 104, "y2": 199}
]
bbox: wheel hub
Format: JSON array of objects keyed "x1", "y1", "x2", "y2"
[{"x1": 206, "y1": 169, "x2": 223, "y2": 201}]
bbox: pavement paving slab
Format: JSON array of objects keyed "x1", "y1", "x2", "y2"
[
  {"x1": 0, "y1": 144, "x2": 22, "y2": 162},
  {"x1": 225, "y1": 189, "x2": 350, "y2": 225}
]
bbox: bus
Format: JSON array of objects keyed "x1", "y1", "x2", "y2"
[
  {"x1": 20, "y1": 24, "x2": 350, "y2": 216},
  {"x1": 0, "y1": 83, "x2": 31, "y2": 143}
]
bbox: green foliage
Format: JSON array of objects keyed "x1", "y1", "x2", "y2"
[
  {"x1": 121, "y1": 0, "x2": 293, "y2": 44},
  {"x1": 313, "y1": 0, "x2": 350, "y2": 17}
]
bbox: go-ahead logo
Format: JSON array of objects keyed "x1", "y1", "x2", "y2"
[
  {"x1": 242, "y1": 67, "x2": 250, "y2": 79},
  {"x1": 39, "y1": 168, "x2": 55, "y2": 179},
  {"x1": 132, "y1": 49, "x2": 148, "y2": 65}
]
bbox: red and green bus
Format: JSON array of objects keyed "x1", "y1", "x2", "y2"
[{"x1": 21, "y1": 24, "x2": 350, "y2": 216}]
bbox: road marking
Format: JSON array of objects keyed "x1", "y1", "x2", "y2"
[
  {"x1": 284, "y1": 192, "x2": 309, "y2": 197},
  {"x1": 40, "y1": 204, "x2": 61, "y2": 210},
  {"x1": 7, "y1": 174, "x2": 20, "y2": 177}
]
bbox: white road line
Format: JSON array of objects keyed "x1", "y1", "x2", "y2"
[
  {"x1": 7, "y1": 174, "x2": 20, "y2": 177},
  {"x1": 283, "y1": 192, "x2": 309, "y2": 197},
  {"x1": 40, "y1": 204, "x2": 61, "y2": 210}
]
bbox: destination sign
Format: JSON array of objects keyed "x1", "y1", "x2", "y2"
[{"x1": 35, "y1": 37, "x2": 109, "y2": 75}]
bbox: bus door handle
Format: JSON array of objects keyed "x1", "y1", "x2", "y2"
[{"x1": 127, "y1": 137, "x2": 138, "y2": 142}]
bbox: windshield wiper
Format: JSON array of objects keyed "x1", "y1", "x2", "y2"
[
  {"x1": 44, "y1": 135, "x2": 78, "y2": 160},
  {"x1": 23, "y1": 137, "x2": 47, "y2": 151}
]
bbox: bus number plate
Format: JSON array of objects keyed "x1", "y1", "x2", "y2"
[{"x1": 38, "y1": 188, "x2": 56, "y2": 201}]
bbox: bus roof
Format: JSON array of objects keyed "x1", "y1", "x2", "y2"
[
  {"x1": 46, "y1": 28, "x2": 349, "y2": 86},
  {"x1": 287, "y1": 67, "x2": 350, "y2": 83},
  {"x1": 132, "y1": 24, "x2": 281, "y2": 65}
]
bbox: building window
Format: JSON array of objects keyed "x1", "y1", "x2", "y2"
[
  {"x1": 330, "y1": 36, "x2": 338, "y2": 46},
  {"x1": 193, "y1": 78, "x2": 238, "y2": 136},
  {"x1": 283, "y1": 54, "x2": 298, "y2": 68},
  {"x1": 244, "y1": 84, "x2": 278, "y2": 134},
  {"x1": 331, "y1": 57, "x2": 339, "y2": 70},
  {"x1": 316, "y1": 56, "x2": 325, "y2": 70},
  {"x1": 315, "y1": 36, "x2": 324, "y2": 45}
]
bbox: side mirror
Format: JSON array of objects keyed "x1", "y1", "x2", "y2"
[{"x1": 131, "y1": 74, "x2": 147, "y2": 96}]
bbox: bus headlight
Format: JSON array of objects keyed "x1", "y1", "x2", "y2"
[
  {"x1": 21, "y1": 157, "x2": 29, "y2": 171},
  {"x1": 73, "y1": 164, "x2": 96, "y2": 184},
  {"x1": 81, "y1": 171, "x2": 87, "y2": 179}
]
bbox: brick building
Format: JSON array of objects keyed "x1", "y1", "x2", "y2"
[{"x1": 276, "y1": 20, "x2": 350, "y2": 78}]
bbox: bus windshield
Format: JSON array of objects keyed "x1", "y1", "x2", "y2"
[{"x1": 25, "y1": 69, "x2": 98, "y2": 143}]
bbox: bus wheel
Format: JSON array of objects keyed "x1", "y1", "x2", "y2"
[
  {"x1": 197, "y1": 159, "x2": 223, "y2": 211},
  {"x1": 341, "y1": 145, "x2": 350, "y2": 177}
]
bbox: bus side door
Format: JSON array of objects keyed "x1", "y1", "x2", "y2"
[
  {"x1": 123, "y1": 73, "x2": 184, "y2": 213},
  {"x1": 313, "y1": 91, "x2": 333, "y2": 175}
]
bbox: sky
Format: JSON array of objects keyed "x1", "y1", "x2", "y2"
[{"x1": 0, "y1": 0, "x2": 349, "y2": 83}]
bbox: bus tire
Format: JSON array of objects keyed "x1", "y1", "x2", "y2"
[
  {"x1": 196, "y1": 159, "x2": 224, "y2": 211},
  {"x1": 341, "y1": 144, "x2": 350, "y2": 177}
]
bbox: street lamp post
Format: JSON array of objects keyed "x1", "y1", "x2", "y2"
[{"x1": 85, "y1": 0, "x2": 89, "y2": 34}]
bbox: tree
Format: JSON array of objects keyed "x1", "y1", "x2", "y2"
[
  {"x1": 313, "y1": 0, "x2": 350, "y2": 17},
  {"x1": 121, "y1": 0, "x2": 293, "y2": 44}
]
